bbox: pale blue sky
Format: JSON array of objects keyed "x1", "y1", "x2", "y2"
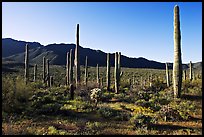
[{"x1": 2, "y1": 2, "x2": 202, "y2": 63}]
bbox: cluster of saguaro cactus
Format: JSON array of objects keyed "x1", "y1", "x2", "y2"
[
  {"x1": 33, "y1": 64, "x2": 37, "y2": 82},
  {"x1": 69, "y1": 49, "x2": 73, "y2": 84},
  {"x1": 106, "y1": 53, "x2": 110, "y2": 91},
  {"x1": 25, "y1": 44, "x2": 29, "y2": 84},
  {"x1": 189, "y1": 61, "x2": 192, "y2": 81},
  {"x1": 173, "y1": 5, "x2": 182, "y2": 98},
  {"x1": 84, "y1": 56, "x2": 88, "y2": 86},
  {"x1": 66, "y1": 52, "x2": 70, "y2": 85},
  {"x1": 75, "y1": 24, "x2": 80, "y2": 87},
  {"x1": 165, "y1": 63, "x2": 170, "y2": 87}
]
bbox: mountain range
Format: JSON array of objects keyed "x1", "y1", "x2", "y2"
[{"x1": 2, "y1": 38, "x2": 202, "y2": 70}]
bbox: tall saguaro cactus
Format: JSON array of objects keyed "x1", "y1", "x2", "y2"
[
  {"x1": 43, "y1": 57, "x2": 46, "y2": 83},
  {"x1": 173, "y1": 5, "x2": 182, "y2": 98},
  {"x1": 69, "y1": 49, "x2": 73, "y2": 84},
  {"x1": 96, "y1": 64, "x2": 99, "y2": 86},
  {"x1": 165, "y1": 63, "x2": 170, "y2": 87},
  {"x1": 189, "y1": 61, "x2": 192, "y2": 81},
  {"x1": 46, "y1": 59, "x2": 50, "y2": 87},
  {"x1": 66, "y1": 52, "x2": 70, "y2": 85},
  {"x1": 75, "y1": 24, "x2": 80, "y2": 87},
  {"x1": 34, "y1": 64, "x2": 37, "y2": 82},
  {"x1": 84, "y1": 56, "x2": 88, "y2": 86},
  {"x1": 106, "y1": 53, "x2": 110, "y2": 91},
  {"x1": 118, "y1": 52, "x2": 121, "y2": 84},
  {"x1": 24, "y1": 44, "x2": 29, "y2": 84},
  {"x1": 115, "y1": 52, "x2": 119, "y2": 93}
]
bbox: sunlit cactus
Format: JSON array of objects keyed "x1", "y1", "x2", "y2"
[
  {"x1": 96, "y1": 64, "x2": 99, "y2": 87},
  {"x1": 115, "y1": 52, "x2": 119, "y2": 93},
  {"x1": 118, "y1": 52, "x2": 121, "y2": 85},
  {"x1": 69, "y1": 49, "x2": 73, "y2": 84},
  {"x1": 106, "y1": 53, "x2": 110, "y2": 91},
  {"x1": 46, "y1": 59, "x2": 50, "y2": 87},
  {"x1": 84, "y1": 56, "x2": 88, "y2": 86},
  {"x1": 189, "y1": 61, "x2": 192, "y2": 81},
  {"x1": 66, "y1": 52, "x2": 70, "y2": 85},
  {"x1": 43, "y1": 56, "x2": 46, "y2": 83},
  {"x1": 183, "y1": 70, "x2": 186, "y2": 80},
  {"x1": 24, "y1": 44, "x2": 29, "y2": 84},
  {"x1": 75, "y1": 24, "x2": 80, "y2": 87},
  {"x1": 173, "y1": 5, "x2": 182, "y2": 98},
  {"x1": 165, "y1": 63, "x2": 170, "y2": 87},
  {"x1": 33, "y1": 64, "x2": 37, "y2": 82}
]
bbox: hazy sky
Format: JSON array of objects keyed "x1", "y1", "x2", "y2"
[{"x1": 2, "y1": 2, "x2": 202, "y2": 63}]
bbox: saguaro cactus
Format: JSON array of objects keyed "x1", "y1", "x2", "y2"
[
  {"x1": 189, "y1": 61, "x2": 192, "y2": 81},
  {"x1": 84, "y1": 56, "x2": 88, "y2": 86},
  {"x1": 118, "y1": 52, "x2": 121, "y2": 84},
  {"x1": 183, "y1": 70, "x2": 186, "y2": 80},
  {"x1": 70, "y1": 84, "x2": 74, "y2": 100},
  {"x1": 66, "y1": 52, "x2": 70, "y2": 85},
  {"x1": 115, "y1": 52, "x2": 119, "y2": 93},
  {"x1": 75, "y1": 24, "x2": 80, "y2": 87},
  {"x1": 46, "y1": 59, "x2": 50, "y2": 87},
  {"x1": 165, "y1": 63, "x2": 170, "y2": 87},
  {"x1": 173, "y1": 5, "x2": 182, "y2": 98},
  {"x1": 43, "y1": 57, "x2": 46, "y2": 83},
  {"x1": 34, "y1": 64, "x2": 37, "y2": 82},
  {"x1": 24, "y1": 44, "x2": 29, "y2": 84},
  {"x1": 96, "y1": 64, "x2": 99, "y2": 87},
  {"x1": 50, "y1": 76, "x2": 53, "y2": 87},
  {"x1": 106, "y1": 53, "x2": 110, "y2": 92},
  {"x1": 69, "y1": 49, "x2": 73, "y2": 84}
]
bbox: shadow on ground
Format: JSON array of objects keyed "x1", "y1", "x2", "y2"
[{"x1": 181, "y1": 94, "x2": 202, "y2": 101}]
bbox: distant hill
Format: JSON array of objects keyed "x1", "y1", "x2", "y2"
[{"x1": 2, "y1": 38, "x2": 202, "y2": 70}]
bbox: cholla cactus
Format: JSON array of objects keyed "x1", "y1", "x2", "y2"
[{"x1": 90, "y1": 88, "x2": 102, "y2": 107}]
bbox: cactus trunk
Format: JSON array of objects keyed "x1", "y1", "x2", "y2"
[
  {"x1": 69, "y1": 49, "x2": 73, "y2": 84},
  {"x1": 43, "y1": 57, "x2": 46, "y2": 83},
  {"x1": 166, "y1": 63, "x2": 170, "y2": 87},
  {"x1": 84, "y1": 56, "x2": 88, "y2": 86},
  {"x1": 96, "y1": 64, "x2": 99, "y2": 87},
  {"x1": 24, "y1": 44, "x2": 29, "y2": 84},
  {"x1": 173, "y1": 5, "x2": 182, "y2": 98},
  {"x1": 46, "y1": 59, "x2": 50, "y2": 87},
  {"x1": 34, "y1": 64, "x2": 37, "y2": 82},
  {"x1": 66, "y1": 52, "x2": 70, "y2": 85},
  {"x1": 50, "y1": 76, "x2": 53, "y2": 87},
  {"x1": 189, "y1": 61, "x2": 192, "y2": 81},
  {"x1": 183, "y1": 70, "x2": 186, "y2": 80},
  {"x1": 115, "y1": 52, "x2": 119, "y2": 93},
  {"x1": 106, "y1": 53, "x2": 110, "y2": 91},
  {"x1": 118, "y1": 52, "x2": 121, "y2": 86},
  {"x1": 75, "y1": 24, "x2": 80, "y2": 87}
]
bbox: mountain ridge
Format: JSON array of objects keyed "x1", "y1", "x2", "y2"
[{"x1": 2, "y1": 38, "x2": 202, "y2": 70}]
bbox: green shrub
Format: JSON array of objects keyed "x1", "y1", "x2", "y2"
[
  {"x1": 130, "y1": 113, "x2": 156, "y2": 129},
  {"x1": 98, "y1": 107, "x2": 131, "y2": 121}
]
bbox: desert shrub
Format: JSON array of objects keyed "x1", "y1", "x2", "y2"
[
  {"x1": 157, "y1": 104, "x2": 183, "y2": 122},
  {"x1": 60, "y1": 100, "x2": 94, "y2": 113},
  {"x1": 130, "y1": 113, "x2": 156, "y2": 129},
  {"x1": 2, "y1": 76, "x2": 33, "y2": 114},
  {"x1": 98, "y1": 107, "x2": 131, "y2": 121}
]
